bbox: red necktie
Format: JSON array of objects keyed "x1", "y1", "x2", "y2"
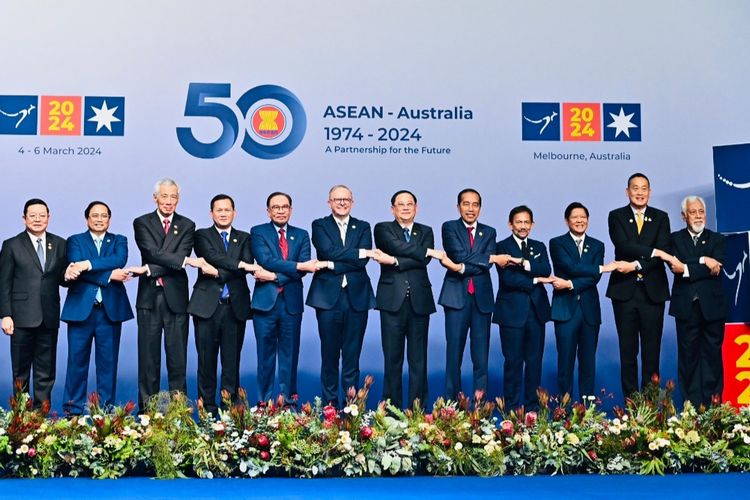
[
  {"x1": 157, "y1": 218, "x2": 170, "y2": 287},
  {"x1": 279, "y1": 227, "x2": 288, "y2": 260},
  {"x1": 467, "y1": 226, "x2": 475, "y2": 295}
]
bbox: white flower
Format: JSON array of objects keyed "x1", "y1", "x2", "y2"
[
  {"x1": 648, "y1": 442, "x2": 657, "y2": 451},
  {"x1": 621, "y1": 414, "x2": 629, "y2": 422},
  {"x1": 16, "y1": 444, "x2": 29, "y2": 455},
  {"x1": 154, "y1": 412, "x2": 164, "y2": 420},
  {"x1": 685, "y1": 430, "x2": 700, "y2": 445},
  {"x1": 0, "y1": 428, "x2": 5, "y2": 436},
  {"x1": 566, "y1": 433, "x2": 580, "y2": 445},
  {"x1": 674, "y1": 428, "x2": 685, "y2": 440},
  {"x1": 472, "y1": 434, "x2": 482, "y2": 444},
  {"x1": 343, "y1": 404, "x2": 359, "y2": 417},
  {"x1": 139, "y1": 415, "x2": 151, "y2": 426},
  {"x1": 454, "y1": 442, "x2": 463, "y2": 451},
  {"x1": 212, "y1": 422, "x2": 225, "y2": 432},
  {"x1": 743, "y1": 434, "x2": 750, "y2": 445},
  {"x1": 22, "y1": 434, "x2": 33, "y2": 444}
]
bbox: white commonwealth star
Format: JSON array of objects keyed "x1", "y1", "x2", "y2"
[
  {"x1": 88, "y1": 100, "x2": 121, "y2": 132},
  {"x1": 607, "y1": 107, "x2": 637, "y2": 138}
]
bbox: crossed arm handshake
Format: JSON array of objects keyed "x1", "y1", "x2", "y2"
[{"x1": 650, "y1": 248, "x2": 723, "y2": 276}]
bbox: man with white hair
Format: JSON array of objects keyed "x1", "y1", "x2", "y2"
[{"x1": 666, "y1": 195, "x2": 727, "y2": 407}]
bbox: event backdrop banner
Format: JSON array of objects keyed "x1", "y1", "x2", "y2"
[{"x1": 1, "y1": 1, "x2": 749, "y2": 410}]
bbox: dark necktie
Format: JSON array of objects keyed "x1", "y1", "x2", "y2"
[
  {"x1": 279, "y1": 227, "x2": 288, "y2": 260},
  {"x1": 157, "y1": 218, "x2": 170, "y2": 287},
  {"x1": 521, "y1": 239, "x2": 530, "y2": 260},
  {"x1": 692, "y1": 234, "x2": 699, "y2": 246},
  {"x1": 467, "y1": 226, "x2": 475, "y2": 295},
  {"x1": 403, "y1": 227, "x2": 411, "y2": 243},
  {"x1": 220, "y1": 231, "x2": 230, "y2": 299}
]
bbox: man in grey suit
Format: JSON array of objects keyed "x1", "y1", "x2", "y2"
[{"x1": 0, "y1": 198, "x2": 69, "y2": 407}]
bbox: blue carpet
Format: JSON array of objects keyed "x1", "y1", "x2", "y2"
[{"x1": 0, "y1": 475, "x2": 743, "y2": 499}]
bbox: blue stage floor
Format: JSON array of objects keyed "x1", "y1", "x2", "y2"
[{"x1": 0, "y1": 474, "x2": 744, "y2": 499}]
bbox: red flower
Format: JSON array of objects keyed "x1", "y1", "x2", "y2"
[
  {"x1": 323, "y1": 405, "x2": 338, "y2": 422},
  {"x1": 500, "y1": 420, "x2": 514, "y2": 436},
  {"x1": 256, "y1": 434, "x2": 269, "y2": 448},
  {"x1": 425, "y1": 414, "x2": 434, "y2": 424},
  {"x1": 28, "y1": 447, "x2": 36, "y2": 458},
  {"x1": 524, "y1": 411, "x2": 537, "y2": 427},
  {"x1": 442, "y1": 438, "x2": 451, "y2": 448},
  {"x1": 260, "y1": 450, "x2": 270, "y2": 461},
  {"x1": 588, "y1": 450, "x2": 597, "y2": 460},
  {"x1": 360, "y1": 426, "x2": 373, "y2": 440}
]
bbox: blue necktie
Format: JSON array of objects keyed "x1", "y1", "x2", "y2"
[
  {"x1": 94, "y1": 238, "x2": 103, "y2": 303},
  {"x1": 220, "y1": 231, "x2": 229, "y2": 300},
  {"x1": 36, "y1": 238, "x2": 45, "y2": 268},
  {"x1": 403, "y1": 227, "x2": 411, "y2": 243}
]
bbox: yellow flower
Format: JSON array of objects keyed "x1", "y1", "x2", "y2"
[{"x1": 566, "y1": 433, "x2": 580, "y2": 445}]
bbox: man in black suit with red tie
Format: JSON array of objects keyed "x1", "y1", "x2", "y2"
[
  {"x1": 127, "y1": 178, "x2": 218, "y2": 412},
  {"x1": 666, "y1": 196, "x2": 727, "y2": 407},
  {"x1": 0, "y1": 199, "x2": 69, "y2": 407},
  {"x1": 188, "y1": 194, "x2": 263, "y2": 416},
  {"x1": 606, "y1": 173, "x2": 672, "y2": 397},
  {"x1": 373, "y1": 190, "x2": 441, "y2": 409}
]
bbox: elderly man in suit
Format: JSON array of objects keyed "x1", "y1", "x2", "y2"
[
  {"x1": 307, "y1": 185, "x2": 376, "y2": 408},
  {"x1": 606, "y1": 173, "x2": 672, "y2": 397},
  {"x1": 373, "y1": 190, "x2": 442, "y2": 409},
  {"x1": 61, "y1": 201, "x2": 134, "y2": 415},
  {"x1": 251, "y1": 192, "x2": 317, "y2": 404},
  {"x1": 126, "y1": 178, "x2": 217, "y2": 412},
  {"x1": 438, "y1": 188, "x2": 512, "y2": 400},
  {"x1": 493, "y1": 205, "x2": 553, "y2": 411},
  {"x1": 0, "y1": 198, "x2": 69, "y2": 407},
  {"x1": 188, "y1": 194, "x2": 268, "y2": 415},
  {"x1": 666, "y1": 196, "x2": 727, "y2": 407},
  {"x1": 549, "y1": 202, "x2": 618, "y2": 400}
]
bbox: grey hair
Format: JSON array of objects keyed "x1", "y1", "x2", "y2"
[
  {"x1": 681, "y1": 195, "x2": 705, "y2": 214},
  {"x1": 328, "y1": 184, "x2": 352, "y2": 197},
  {"x1": 153, "y1": 178, "x2": 180, "y2": 195}
]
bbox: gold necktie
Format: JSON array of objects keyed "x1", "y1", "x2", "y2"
[{"x1": 636, "y1": 211, "x2": 643, "y2": 234}]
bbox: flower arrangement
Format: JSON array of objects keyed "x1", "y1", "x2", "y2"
[{"x1": 1, "y1": 375, "x2": 750, "y2": 479}]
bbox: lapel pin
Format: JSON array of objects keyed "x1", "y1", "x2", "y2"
[
  {"x1": 174, "y1": 230, "x2": 178, "y2": 234},
  {"x1": 106, "y1": 239, "x2": 111, "y2": 244},
  {"x1": 583, "y1": 248, "x2": 588, "y2": 253},
  {"x1": 233, "y1": 238, "x2": 238, "y2": 243},
  {"x1": 351, "y1": 224, "x2": 356, "y2": 229},
  {"x1": 47, "y1": 243, "x2": 52, "y2": 250},
  {"x1": 478, "y1": 231, "x2": 483, "y2": 237},
  {"x1": 646, "y1": 217, "x2": 651, "y2": 222},
  {"x1": 290, "y1": 236, "x2": 295, "y2": 241},
  {"x1": 629, "y1": 219, "x2": 634, "y2": 223},
  {"x1": 701, "y1": 241, "x2": 706, "y2": 245}
]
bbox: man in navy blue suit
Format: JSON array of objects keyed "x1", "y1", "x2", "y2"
[
  {"x1": 61, "y1": 201, "x2": 134, "y2": 414},
  {"x1": 549, "y1": 202, "x2": 618, "y2": 400},
  {"x1": 438, "y1": 188, "x2": 512, "y2": 400},
  {"x1": 251, "y1": 192, "x2": 316, "y2": 404},
  {"x1": 493, "y1": 205, "x2": 553, "y2": 411},
  {"x1": 306, "y1": 185, "x2": 376, "y2": 407},
  {"x1": 666, "y1": 196, "x2": 727, "y2": 407}
]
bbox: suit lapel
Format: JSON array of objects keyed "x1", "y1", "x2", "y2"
[
  {"x1": 563, "y1": 234, "x2": 580, "y2": 262},
  {"x1": 457, "y1": 219, "x2": 471, "y2": 253},
  {"x1": 344, "y1": 217, "x2": 359, "y2": 248},
  {"x1": 226, "y1": 229, "x2": 241, "y2": 258},
  {"x1": 45, "y1": 236, "x2": 60, "y2": 273},
  {"x1": 504, "y1": 235, "x2": 522, "y2": 258},
  {"x1": 324, "y1": 216, "x2": 344, "y2": 248},
  {"x1": 20, "y1": 234, "x2": 43, "y2": 272}
]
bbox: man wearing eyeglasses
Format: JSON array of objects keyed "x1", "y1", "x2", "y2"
[
  {"x1": 306, "y1": 185, "x2": 376, "y2": 408},
  {"x1": 373, "y1": 190, "x2": 442, "y2": 408},
  {"x1": 251, "y1": 192, "x2": 317, "y2": 404},
  {"x1": 127, "y1": 178, "x2": 217, "y2": 412}
]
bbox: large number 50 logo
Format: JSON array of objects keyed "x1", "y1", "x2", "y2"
[{"x1": 176, "y1": 83, "x2": 306, "y2": 160}]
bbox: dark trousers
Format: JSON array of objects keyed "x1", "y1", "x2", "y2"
[
  {"x1": 316, "y1": 287, "x2": 368, "y2": 407},
  {"x1": 136, "y1": 289, "x2": 189, "y2": 412},
  {"x1": 10, "y1": 325, "x2": 58, "y2": 408},
  {"x1": 193, "y1": 303, "x2": 246, "y2": 415},
  {"x1": 380, "y1": 299, "x2": 430, "y2": 409},
  {"x1": 612, "y1": 285, "x2": 665, "y2": 397},
  {"x1": 252, "y1": 294, "x2": 302, "y2": 403},
  {"x1": 500, "y1": 314, "x2": 545, "y2": 411},
  {"x1": 554, "y1": 303, "x2": 599, "y2": 399},
  {"x1": 676, "y1": 301, "x2": 724, "y2": 407},
  {"x1": 443, "y1": 295, "x2": 491, "y2": 400},
  {"x1": 63, "y1": 307, "x2": 122, "y2": 415}
]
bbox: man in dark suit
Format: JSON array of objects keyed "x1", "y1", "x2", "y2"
[
  {"x1": 126, "y1": 178, "x2": 217, "y2": 412},
  {"x1": 606, "y1": 173, "x2": 672, "y2": 397},
  {"x1": 666, "y1": 196, "x2": 727, "y2": 407},
  {"x1": 437, "y1": 188, "x2": 507, "y2": 400},
  {"x1": 61, "y1": 201, "x2": 134, "y2": 415},
  {"x1": 373, "y1": 190, "x2": 440, "y2": 409},
  {"x1": 251, "y1": 192, "x2": 316, "y2": 404},
  {"x1": 188, "y1": 194, "x2": 264, "y2": 415},
  {"x1": 0, "y1": 198, "x2": 69, "y2": 407},
  {"x1": 493, "y1": 205, "x2": 553, "y2": 411},
  {"x1": 549, "y1": 202, "x2": 618, "y2": 400},
  {"x1": 306, "y1": 185, "x2": 376, "y2": 407}
]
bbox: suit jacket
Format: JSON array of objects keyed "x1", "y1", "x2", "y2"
[
  {"x1": 0, "y1": 231, "x2": 68, "y2": 329},
  {"x1": 606, "y1": 205, "x2": 670, "y2": 303},
  {"x1": 133, "y1": 212, "x2": 195, "y2": 313},
  {"x1": 549, "y1": 233, "x2": 604, "y2": 325},
  {"x1": 437, "y1": 219, "x2": 496, "y2": 314},
  {"x1": 373, "y1": 220, "x2": 436, "y2": 315},
  {"x1": 250, "y1": 222, "x2": 310, "y2": 314},
  {"x1": 306, "y1": 215, "x2": 375, "y2": 312},
  {"x1": 668, "y1": 228, "x2": 727, "y2": 322},
  {"x1": 187, "y1": 226, "x2": 253, "y2": 321},
  {"x1": 61, "y1": 231, "x2": 134, "y2": 323},
  {"x1": 493, "y1": 235, "x2": 551, "y2": 327}
]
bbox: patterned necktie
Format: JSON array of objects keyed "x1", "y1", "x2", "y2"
[
  {"x1": 94, "y1": 238, "x2": 103, "y2": 303},
  {"x1": 575, "y1": 238, "x2": 583, "y2": 256},
  {"x1": 403, "y1": 227, "x2": 411, "y2": 243},
  {"x1": 467, "y1": 226, "x2": 475, "y2": 295},
  {"x1": 163, "y1": 218, "x2": 170, "y2": 235},
  {"x1": 220, "y1": 231, "x2": 229, "y2": 299},
  {"x1": 36, "y1": 237, "x2": 45, "y2": 269},
  {"x1": 692, "y1": 234, "x2": 699, "y2": 246},
  {"x1": 636, "y1": 211, "x2": 643, "y2": 235},
  {"x1": 279, "y1": 227, "x2": 288, "y2": 260}
]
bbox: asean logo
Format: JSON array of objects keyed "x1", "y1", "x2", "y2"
[{"x1": 177, "y1": 83, "x2": 306, "y2": 160}]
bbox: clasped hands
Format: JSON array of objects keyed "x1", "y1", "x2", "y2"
[
  {"x1": 652, "y1": 249, "x2": 722, "y2": 276},
  {"x1": 65, "y1": 261, "x2": 132, "y2": 282}
]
